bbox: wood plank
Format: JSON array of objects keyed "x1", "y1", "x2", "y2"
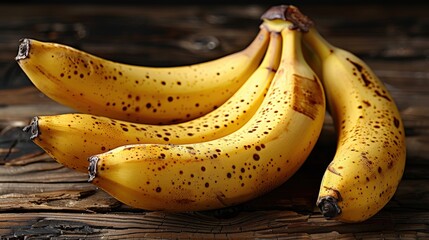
[{"x1": 0, "y1": 210, "x2": 428, "y2": 239}]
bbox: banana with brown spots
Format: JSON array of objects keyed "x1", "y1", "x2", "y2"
[
  {"x1": 302, "y1": 15, "x2": 406, "y2": 222},
  {"x1": 16, "y1": 28, "x2": 269, "y2": 124},
  {"x1": 23, "y1": 31, "x2": 281, "y2": 173},
  {"x1": 87, "y1": 20, "x2": 326, "y2": 212}
]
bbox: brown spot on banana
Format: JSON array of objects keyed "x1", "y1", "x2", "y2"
[
  {"x1": 387, "y1": 159, "x2": 394, "y2": 169},
  {"x1": 327, "y1": 164, "x2": 342, "y2": 176},
  {"x1": 321, "y1": 186, "x2": 343, "y2": 202},
  {"x1": 360, "y1": 152, "x2": 373, "y2": 169},
  {"x1": 362, "y1": 100, "x2": 371, "y2": 107},
  {"x1": 265, "y1": 66, "x2": 278, "y2": 73},
  {"x1": 346, "y1": 58, "x2": 372, "y2": 87},
  {"x1": 291, "y1": 74, "x2": 323, "y2": 120},
  {"x1": 393, "y1": 117, "x2": 400, "y2": 129},
  {"x1": 35, "y1": 65, "x2": 59, "y2": 83},
  {"x1": 374, "y1": 90, "x2": 391, "y2": 102}
]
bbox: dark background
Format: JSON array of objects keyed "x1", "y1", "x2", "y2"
[{"x1": 1, "y1": 2, "x2": 428, "y2": 88}]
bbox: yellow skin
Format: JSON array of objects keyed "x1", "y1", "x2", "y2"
[
  {"x1": 26, "y1": 32, "x2": 281, "y2": 173},
  {"x1": 303, "y1": 28, "x2": 406, "y2": 222},
  {"x1": 88, "y1": 23, "x2": 326, "y2": 212},
  {"x1": 16, "y1": 28, "x2": 269, "y2": 124}
]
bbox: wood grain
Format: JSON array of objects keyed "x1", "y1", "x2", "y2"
[{"x1": 1, "y1": 211, "x2": 428, "y2": 239}]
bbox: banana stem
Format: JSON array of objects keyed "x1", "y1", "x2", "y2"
[
  {"x1": 261, "y1": 5, "x2": 313, "y2": 33},
  {"x1": 281, "y1": 28, "x2": 303, "y2": 63},
  {"x1": 302, "y1": 28, "x2": 333, "y2": 61},
  {"x1": 23, "y1": 117, "x2": 39, "y2": 140}
]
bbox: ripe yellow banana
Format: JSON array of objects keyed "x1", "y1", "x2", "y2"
[
  {"x1": 23, "y1": 31, "x2": 281, "y2": 173},
  {"x1": 87, "y1": 20, "x2": 326, "y2": 212},
  {"x1": 16, "y1": 28, "x2": 269, "y2": 124},
  {"x1": 303, "y1": 24, "x2": 406, "y2": 222}
]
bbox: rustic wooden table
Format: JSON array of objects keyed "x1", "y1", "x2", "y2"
[{"x1": 0, "y1": 3, "x2": 428, "y2": 239}]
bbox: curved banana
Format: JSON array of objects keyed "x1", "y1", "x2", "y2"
[
  {"x1": 303, "y1": 25, "x2": 406, "y2": 222},
  {"x1": 23, "y1": 31, "x2": 281, "y2": 173},
  {"x1": 16, "y1": 28, "x2": 269, "y2": 124},
  {"x1": 87, "y1": 21, "x2": 326, "y2": 212}
]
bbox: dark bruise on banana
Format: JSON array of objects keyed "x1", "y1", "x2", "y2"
[
  {"x1": 291, "y1": 74, "x2": 324, "y2": 120},
  {"x1": 16, "y1": 29, "x2": 269, "y2": 125}
]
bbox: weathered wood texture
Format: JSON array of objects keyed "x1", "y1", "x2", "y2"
[{"x1": 0, "y1": 3, "x2": 428, "y2": 239}]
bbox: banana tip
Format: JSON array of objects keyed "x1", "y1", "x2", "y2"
[
  {"x1": 88, "y1": 156, "x2": 100, "y2": 182},
  {"x1": 317, "y1": 196, "x2": 341, "y2": 219},
  {"x1": 16, "y1": 38, "x2": 30, "y2": 61},
  {"x1": 23, "y1": 117, "x2": 39, "y2": 140}
]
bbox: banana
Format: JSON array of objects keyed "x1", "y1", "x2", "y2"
[
  {"x1": 303, "y1": 22, "x2": 406, "y2": 221},
  {"x1": 23, "y1": 31, "x2": 281, "y2": 173},
  {"x1": 86, "y1": 20, "x2": 326, "y2": 212},
  {"x1": 15, "y1": 28, "x2": 269, "y2": 124}
]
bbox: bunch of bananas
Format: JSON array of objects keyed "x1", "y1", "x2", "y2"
[{"x1": 17, "y1": 5, "x2": 406, "y2": 223}]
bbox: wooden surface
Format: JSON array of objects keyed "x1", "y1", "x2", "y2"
[{"x1": 1, "y1": 3, "x2": 428, "y2": 239}]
